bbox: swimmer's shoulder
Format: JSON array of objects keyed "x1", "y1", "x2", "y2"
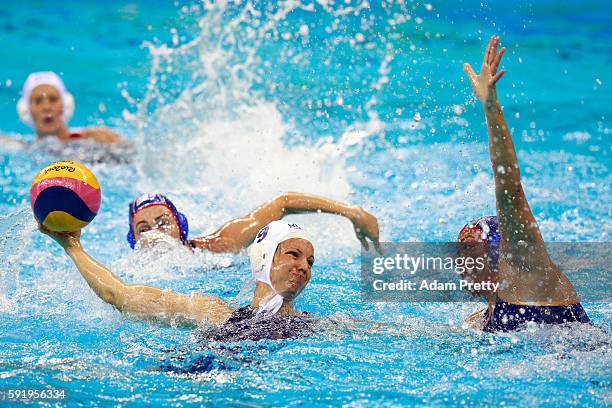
[{"x1": 79, "y1": 126, "x2": 122, "y2": 144}]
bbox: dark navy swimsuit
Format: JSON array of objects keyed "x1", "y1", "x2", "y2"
[
  {"x1": 199, "y1": 307, "x2": 313, "y2": 342},
  {"x1": 483, "y1": 299, "x2": 590, "y2": 332},
  {"x1": 160, "y1": 308, "x2": 314, "y2": 373}
]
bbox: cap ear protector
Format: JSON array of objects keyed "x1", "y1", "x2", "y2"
[
  {"x1": 175, "y1": 211, "x2": 189, "y2": 242},
  {"x1": 249, "y1": 221, "x2": 311, "y2": 315},
  {"x1": 126, "y1": 194, "x2": 189, "y2": 249},
  {"x1": 17, "y1": 90, "x2": 74, "y2": 126}
]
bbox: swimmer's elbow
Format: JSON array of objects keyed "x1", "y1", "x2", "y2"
[
  {"x1": 97, "y1": 285, "x2": 130, "y2": 311},
  {"x1": 95, "y1": 288, "x2": 121, "y2": 310},
  {"x1": 276, "y1": 192, "x2": 302, "y2": 214},
  {"x1": 274, "y1": 193, "x2": 289, "y2": 211}
]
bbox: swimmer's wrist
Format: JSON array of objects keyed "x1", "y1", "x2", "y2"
[
  {"x1": 346, "y1": 205, "x2": 361, "y2": 220},
  {"x1": 483, "y1": 100, "x2": 502, "y2": 114},
  {"x1": 63, "y1": 238, "x2": 82, "y2": 252}
]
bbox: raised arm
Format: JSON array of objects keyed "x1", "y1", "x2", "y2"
[
  {"x1": 40, "y1": 227, "x2": 233, "y2": 327},
  {"x1": 461, "y1": 36, "x2": 585, "y2": 306},
  {"x1": 189, "y1": 192, "x2": 382, "y2": 253},
  {"x1": 463, "y1": 36, "x2": 545, "y2": 248}
]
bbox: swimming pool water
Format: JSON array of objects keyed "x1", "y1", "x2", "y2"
[{"x1": 1, "y1": 0, "x2": 610, "y2": 406}]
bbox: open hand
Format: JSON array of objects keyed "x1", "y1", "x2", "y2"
[
  {"x1": 38, "y1": 223, "x2": 81, "y2": 249},
  {"x1": 350, "y1": 208, "x2": 382, "y2": 254},
  {"x1": 463, "y1": 36, "x2": 506, "y2": 105}
]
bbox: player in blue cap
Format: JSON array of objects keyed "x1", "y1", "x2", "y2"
[
  {"x1": 127, "y1": 192, "x2": 381, "y2": 254},
  {"x1": 458, "y1": 36, "x2": 589, "y2": 332}
]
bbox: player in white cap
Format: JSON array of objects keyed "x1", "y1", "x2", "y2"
[
  {"x1": 39, "y1": 219, "x2": 377, "y2": 339},
  {"x1": 16, "y1": 71, "x2": 120, "y2": 143}
]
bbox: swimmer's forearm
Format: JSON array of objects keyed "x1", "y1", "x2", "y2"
[
  {"x1": 483, "y1": 97, "x2": 544, "y2": 245},
  {"x1": 192, "y1": 192, "x2": 361, "y2": 252},
  {"x1": 280, "y1": 192, "x2": 359, "y2": 219},
  {"x1": 483, "y1": 97, "x2": 518, "y2": 169},
  {"x1": 64, "y1": 243, "x2": 232, "y2": 324},
  {"x1": 64, "y1": 243, "x2": 128, "y2": 306}
]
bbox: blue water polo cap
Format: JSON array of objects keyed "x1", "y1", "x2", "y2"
[
  {"x1": 458, "y1": 215, "x2": 500, "y2": 269},
  {"x1": 126, "y1": 193, "x2": 189, "y2": 249}
]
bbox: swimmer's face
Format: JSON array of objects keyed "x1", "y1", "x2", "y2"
[
  {"x1": 457, "y1": 228, "x2": 496, "y2": 298},
  {"x1": 132, "y1": 205, "x2": 181, "y2": 247},
  {"x1": 269, "y1": 238, "x2": 315, "y2": 300},
  {"x1": 29, "y1": 85, "x2": 64, "y2": 135}
]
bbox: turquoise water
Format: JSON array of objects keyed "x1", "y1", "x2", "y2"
[{"x1": 1, "y1": 0, "x2": 611, "y2": 406}]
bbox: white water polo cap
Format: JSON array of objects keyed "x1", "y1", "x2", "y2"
[
  {"x1": 17, "y1": 71, "x2": 75, "y2": 126},
  {"x1": 249, "y1": 221, "x2": 311, "y2": 315}
]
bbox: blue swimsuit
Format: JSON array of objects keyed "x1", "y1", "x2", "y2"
[
  {"x1": 199, "y1": 306, "x2": 313, "y2": 342},
  {"x1": 483, "y1": 299, "x2": 590, "y2": 332},
  {"x1": 159, "y1": 308, "x2": 313, "y2": 373}
]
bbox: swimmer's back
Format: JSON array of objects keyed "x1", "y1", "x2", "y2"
[{"x1": 199, "y1": 306, "x2": 314, "y2": 342}]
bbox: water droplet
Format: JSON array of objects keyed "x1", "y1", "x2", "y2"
[{"x1": 452, "y1": 104, "x2": 464, "y2": 115}]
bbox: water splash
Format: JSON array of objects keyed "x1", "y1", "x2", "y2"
[
  {"x1": 121, "y1": 0, "x2": 423, "y2": 206},
  {"x1": 0, "y1": 208, "x2": 35, "y2": 312}
]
